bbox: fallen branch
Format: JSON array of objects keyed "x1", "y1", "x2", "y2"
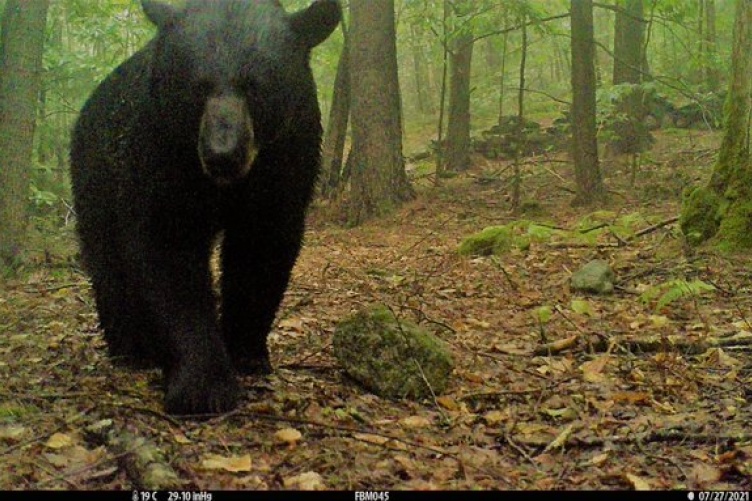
[
  {"x1": 628, "y1": 216, "x2": 680, "y2": 241},
  {"x1": 533, "y1": 335, "x2": 579, "y2": 356},
  {"x1": 85, "y1": 420, "x2": 184, "y2": 490},
  {"x1": 588, "y1": 333, "x2": 752, "y2": 355},
  {"x1": 503, "y1": 427, "x2": 749, "y2": 450},
  {"x1": 533, "y1": 332, "x2": 752, "y2": 356}
]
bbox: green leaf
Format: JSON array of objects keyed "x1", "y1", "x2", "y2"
[
  {"x1": 535, "y1": 305, "x2": 553, "y2": 324},
  {"x1": 639, "y1": 279, "x2": 716, "y2": 312},
  {"x1": 571, "y1": 299, "x2": 595, "y2": 317}
]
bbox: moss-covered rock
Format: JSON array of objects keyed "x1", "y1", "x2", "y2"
[
  {"x1": 332, "y1": 305, "x2": 454, "y2": 400},
  {"x1": 458, "y1": 224, "x2": 531, "y2": 256},
  {"x1": 458, "y1": 226, "x2": 510, "y2": 256},
  {"x1": 680, "y1": 186, "x2": 722, "y2": 246},
  {"x1": 570, "y1": 259, "x2": 615, "y2": 294}
]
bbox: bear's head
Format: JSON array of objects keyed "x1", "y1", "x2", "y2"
[{"x1": 142, "y1": 0, "x2": 341, "y2": 186}]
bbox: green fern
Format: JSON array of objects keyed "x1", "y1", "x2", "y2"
[{"x1": 639, "y1": 279, "x2": 716, "y2": 312}]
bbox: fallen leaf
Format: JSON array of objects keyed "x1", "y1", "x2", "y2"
[
  {"x1": 649, "y1": 315, "x2": 670, "y2": 327},
  {"x1": 538, "y1": 335, "x2": 578, "y2": 354},
  {"x1": 581, "y1": 355, "x2": 611, "y2": 383},
  {"x1": 612, "y1": 392, "x2": 651, "y2": 405},
  {"x1": 393, "y1": 454, "x2": 415, "y2": 472},
  {"x1": 460, "y1": 372, "x2": 485, "y2": 383},
  {"x1": 483, "y1": 410, "x2": 507, "y2": 426},
  {"x1": 591, "y1": 453, "x2": 609, "y2": 466},
  {"x1": 278, "y1": 318, "x2": 304, "y2": 332},
  {"x1": 400, "y1": 415, "x2": 432, "y2": 428},
  {"x1": 0, "y1": 425, "x2": 26, "y2": 442},
  {"x1": 173, "y1": 433, "x2": 191, "y2": 444},
  {"x1": 275, "y1": 428, "x2": 302, "y2": 445},
  {"x1": 542, "y1": 424, "x2": 574, "y2": 453},
  {"x1": 547, "y1": 358, "x2": 574, "y2": 374},
  {"x1": 46, "y1": 433, "x2": 74, "y2": 449},
  {"x1": 436, "y1": 396, "x2": 459, "y2": 411},
  {"x1": 353, "y1": 433, "x2": 389, "y2": 446},
  {"x1": 703, "y1": 348, "x2": 742, "y2": 368},
  {"x1": 466, "y1": 318, "x2": 491, "y2": 329},
  {"x1": 283, "y1": 471, "x2": 325, "y2": 490},
  {"x1": 571, "y1": 299, "x2": 595, "y2": 316},
  {"x1": 201, "y1": 454, "x2": 252, "y2": 473},
  {"x1": 625, "y1": 472, "x2": 651, "y2": 490},
  {"x1": 689, "y1": 463, "x2": 722, "y2": 487},
  {"x1": 534, "y1": 305, "x2": 553, "y2": 324},
  {"x1": 516, "y1": 423, "x2": 551, "y2": 435},
  {"x1": 541, "y1": 407, "x2": 577, "y2": 421},
  {"x1": 44, "y1": 453, "x2": 71, "y2": 468},
  {"x1": 45, "y1": 445, "x2": 105, "y2": 470}
]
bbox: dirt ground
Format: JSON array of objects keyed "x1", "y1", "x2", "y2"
[{"x1": 1, "y1": 129, "x2": 751, "y2": 491}]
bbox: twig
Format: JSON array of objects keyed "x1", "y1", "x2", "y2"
[
  {"x1": 500, "y1": 432, "x2": 539, "y2": 468},
  {"x1": 628, "y1": 216, "x2": 679, "y2": 240},
  {"x1": 23, "y1": 282, "x2": 89, "y2": 293}
]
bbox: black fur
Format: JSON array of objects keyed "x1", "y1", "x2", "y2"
[{"x1": 70, "y1": 0, "x2": 340, "y2": 414}]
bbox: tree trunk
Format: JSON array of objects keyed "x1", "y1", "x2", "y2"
[
  {"x1": 698, "y1": 0, "x2": 705, "y2": 87},
  {"x1": 0, "y1": 0, "x2": 50, "y2": 269},
  {"x1": 704, "y1": 0, "x2": 719, "y2": 91},
  {"x1": 511, "y1": 17, "x2": 527, "y2": 213},
  {"x1": 681, "y1": 0, "x2": 752, "y2": 250},
  {"x1": 445, "y1": 32, "x2": 474, "y2": 173},
  {"x1": 346, "y1": 0, "x2": 413, "y2": 225},
  {"x1": 434, "y1": 0, "x2": 450, "y2": 182},
  {"x1": 612, "y1": 0, "x2": 644, "y2": 116},
  {"x1": 613, "y1": 0, "x2": 644, "y2": 84},
  {"x1": 497, "y1": 12, "x2": 510, "y2": 125},
  {"x1": 570, "y1": 0, "x2": 605, "y2": 206},
  {"x1": 320, "y1": 29, "x2": 350, "y2": 199},
  {"x1": 410, "y1": 23, "x2": 432, "y2": 115}
]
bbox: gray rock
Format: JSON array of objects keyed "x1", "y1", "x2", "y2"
[
  {"x1": 333, "y1": 305, "x2": 454, "y2": 400},
  {"x1": 570, "y1": 259, "x2": 615, "y2": 294}
]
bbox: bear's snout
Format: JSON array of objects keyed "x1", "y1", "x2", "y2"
[{"x1": 198, "y1": 92, "x2": 256, "y2": 185}]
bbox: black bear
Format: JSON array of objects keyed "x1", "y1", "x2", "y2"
[{"x1": 70, "y1": 0, "x2": 340, "y2": 415}]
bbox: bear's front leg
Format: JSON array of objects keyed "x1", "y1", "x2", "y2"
[
  {"x1": 127, "y1": 233, "x2": 240, "y2": 415},
  {"x1": 221, "y1": 209, "x2": 306, "y2": 377}
]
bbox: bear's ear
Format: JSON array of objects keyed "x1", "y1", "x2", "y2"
[
  {"x1": 141, "y1": 0, "x2": 181, "y2": 30},
  {"x1": 289, "y1": 0, "x2": 341, "y2": 49}
]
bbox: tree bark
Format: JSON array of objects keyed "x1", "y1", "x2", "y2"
[
  {"x1": 681, "y1": 0, "x2": 752, "y2": 250},
  {"x1": 346, "y1": 0, "x2": 413, "y2": 225},
  {"x1": 410, "y1": 23, "x2": 433, "y2": 115},
  {"x1": 570, "y1": 0, "x2": 605, "y2": 206},
  {"x1": 0, "y1": 0, "x2": 50, "y2": 269},
  {"x1": 710, "y1": 0, "x2": 751, "y2": 190},
  {"x1": 320, "y1": 29, "x2": 350, "y2": 199},
  {"x1": 612, "y1": 0, "x2": 643, "y2": 85},
  {"x1": 434, "y1": 0, "x2": 450, "y2": 182},
  {"x1": 497, "y1": 11, "x2": 510, "y2": 125},
  {"x1": 511, "y1": 17, "x2": 527, "y2": 213},
  {"x1": 704, "y1": 0, "x2": 719, "y2": 91},
  {"x1": 445, "y1": 32, "x2": 474, "y2": 172}
]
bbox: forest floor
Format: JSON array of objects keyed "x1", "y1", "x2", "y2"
[{"x1": 2, "y1": 128, "x2": 752, "y2": 491}]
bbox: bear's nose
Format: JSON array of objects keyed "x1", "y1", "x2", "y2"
[{"x1": 198, "y1": 92, "x2": 256, "y2": 184}]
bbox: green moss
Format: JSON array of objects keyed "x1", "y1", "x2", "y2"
[
  {"x1": 333, "y1": 305, "x2": 454, "y2": 400},
  {"x1": 0, "y1": 402, "x2": 39, "y2": 421},
  {"x1": 458, "y1": 223, "x2": 537, "y2": 256},
  {"x1": 716, "y1": 200, "x2": 752, "y2": 252},
  {"x1": 458, "y1": 225, "x2": 510, "y2": 256},
  {"x1": 680, "y1": 186, "x2": 722, "y2": 246}
]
